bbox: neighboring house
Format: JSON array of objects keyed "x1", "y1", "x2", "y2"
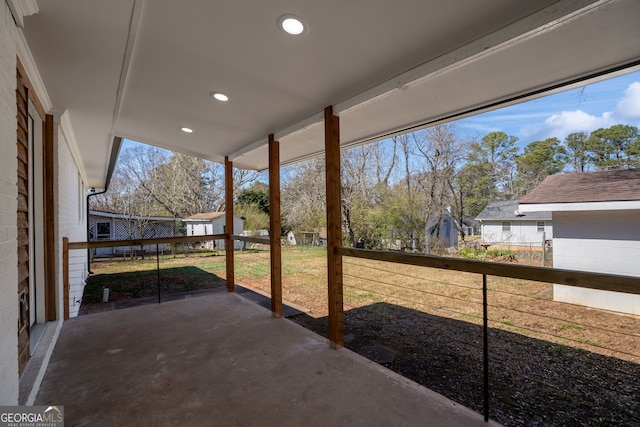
[
  {"x1": 461, "y1": 218, "x2": 480, "y2": 237},
  {"x1": 183, "y1": 212, "x2": 244, "y2": 250},
  {"x1": 519, "y1": 169, "x2": 640, "y2": 315},
  {"x1": 427, "y1": 208, "x2": 458, "y2": 249},
  {"x1": 89, "y1": 211, "x2": 178, "y2": 257},
  {"x1": 476, "y1": 200, "x2": 552, "y2": 246}
]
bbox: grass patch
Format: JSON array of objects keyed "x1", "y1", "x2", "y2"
[{"x1": 560, "y1": 322, "x2": 585, "y2": 331}]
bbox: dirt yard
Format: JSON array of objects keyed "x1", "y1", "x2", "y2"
[{"x1": 84, "y1": 246, "x2": 639, "y2": 426}]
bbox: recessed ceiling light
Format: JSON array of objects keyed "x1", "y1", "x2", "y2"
[
  {"x1": 279, "y1": 15, "x2": 305, "y2": 35},
  {"x1": 181, "y1": 127, "x2": 193, "y2": 133},
  {"x1": 211, "y1": 92, "x2": 229, "y2": 102}
]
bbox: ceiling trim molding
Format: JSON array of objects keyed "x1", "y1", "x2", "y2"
[
  {"x1": 111, "y1": 0, "x2": 144, "y2": 134},
  {"x1": 55, "y1": 110, "x2": 89, "y2": 187},
  {"x1": 15, "y1": 28, "x2": 52, "y2": 112},
  {"x1": 6, "y1": 0, "x2": 38, "y2": 28}
]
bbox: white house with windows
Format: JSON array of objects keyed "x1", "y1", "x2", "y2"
[
  {"x1": 520, "y1": 169, "x2": 640, "y2": 315},
  {"x1": 89, "y1": 211, "x2": 177, "y2": 257},
  {"x1": 183, "y1": 212, "x2": 244, "y2": 250},
  {"x1": 476, "y1": 200, "x2": 552, "y2": 246}
]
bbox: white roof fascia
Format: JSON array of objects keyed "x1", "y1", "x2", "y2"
[{"x1": 519, "y1": 201, "x2": 640, "y2": 212}]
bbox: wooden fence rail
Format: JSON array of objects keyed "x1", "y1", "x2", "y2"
[
  {"x1": 67, "y1": 234, "x2": 228, "y2": 250},
  {"x1": 337, "y1": 247, "x2": 640, "y2": 295}
]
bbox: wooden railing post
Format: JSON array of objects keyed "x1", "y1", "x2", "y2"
[
  {"x1": 325, "y1": 106, "x2": 344, "y2": 348},
  {"x1": 63, "y1": 237, "x2": 69, "y2": 320},
  {"x1": 225, "y1": 156, "x2": 235, "y2": 292},
  {"x1": 269, "y1": 135, "x2": 283, "y2": 317}
]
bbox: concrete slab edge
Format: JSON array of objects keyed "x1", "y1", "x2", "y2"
[{"x1": 25, "y1": 319, "x2": 63, "y2": 406}]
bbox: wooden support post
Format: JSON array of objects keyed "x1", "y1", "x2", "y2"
[
  {"x1": 63, "y1": 237, "x2": 69, "y2": 320},
  {"x1": 269, "y1": 135, "x2": 283, "y2": 317},
  {"x1": 44, "y1": 114, "x2": 56, "y2": 321},
  {"x1": 225, "y1": 157, "x2": 235, "y2": 292},
  {"x1": 324, "y1": 106, "x2": 344, "y2": 349}
]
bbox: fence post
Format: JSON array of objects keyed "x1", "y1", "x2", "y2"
[
  {"x1": 483, "y1": 274, "x2": 489, "y2": 422},
  {"x1": 542, "y1": 231, "x2": 546, "y2": 267},
  {"x1": 63, "y1": 237, "x2": 70, "y2": 320},
  {"x1": 156, "y1": 243, "x2": 161, "y2": 304}
]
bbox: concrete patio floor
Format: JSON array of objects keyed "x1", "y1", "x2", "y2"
[{"x1": 35, "y1": 291, "x2": 499, "y2": 426}]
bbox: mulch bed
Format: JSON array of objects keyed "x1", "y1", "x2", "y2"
[{"x1": 289, "y1": 304, "x2": 639, "y2": 427}]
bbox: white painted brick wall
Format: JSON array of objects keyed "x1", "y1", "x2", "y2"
[
  {"x1": 0, "y1": 2, "x2": 19, "y2": 405},
  {"x1": 553, "y1": 210, "x2": 640, "y2": 315},
  {"x1": 56, "y1": 127, "x2": 88, "y2": 318}
]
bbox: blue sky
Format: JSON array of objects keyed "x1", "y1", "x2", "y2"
[{"x1": 456, "y1": 69, "x2": 640, "y2": 149}]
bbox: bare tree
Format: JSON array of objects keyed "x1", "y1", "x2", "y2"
[{"x1": 281, "y1": 158, "x2": 327, "y2": 232}]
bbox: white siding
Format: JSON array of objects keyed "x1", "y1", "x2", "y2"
[
  {"x1": 553, "y1": 210, "x2": 640, "y2": 315},
  {"x1": 0, "y1": 2, "x2": 18, "y2": 404},
  {"x1": 56, "y1": 127, "x2": 88, "y2": 319},
  {"x1": 185, "y1": 216, "x2": 244, "y2": 250},
  {"x1": 481, "y1": 220, "x2": 551, "y2": 245}
]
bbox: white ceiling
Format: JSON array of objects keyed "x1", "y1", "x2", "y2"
[{"x1": 20, "y1": 0, "x2": 640, "y2": 187}]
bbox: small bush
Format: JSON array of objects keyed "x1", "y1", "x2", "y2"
[
  {"x1": 488, "y1": 249, "x2": 512, "y2": 257},
  {"x1": 458, "y1": 247, "x2": 487, "y2": 259}
]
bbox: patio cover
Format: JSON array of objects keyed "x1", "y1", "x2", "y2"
[{"x1": 16, "y1": 0, "x2": 640, "y2": 188}]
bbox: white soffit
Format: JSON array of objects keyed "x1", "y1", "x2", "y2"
[
  {"x1": 20, "y1": 0, "x2": 640, "y2": 185},
  {"x1": 235, "y1": 0, "x2": 640, "y2": 171}
]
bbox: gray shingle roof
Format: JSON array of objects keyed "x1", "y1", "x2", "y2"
[{"x1": 475, "y1": 200, "x2": 551, "y2": 221}]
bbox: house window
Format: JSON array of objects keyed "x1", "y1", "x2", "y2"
[
  {"x1": 501, "y1": 221, "x2": 511, "y2": 232},
  {"x1": 537, "y1": 221, "x2": 545, "y2": 232},
  {"x1": 96, "y1": 222, "x2": 111, "y2": 240}
]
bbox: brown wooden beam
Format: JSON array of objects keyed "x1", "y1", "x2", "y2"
[
  {"x1": 324, "y1": 106, "x2": 344, "y2": 348},
  {"x1": 44, "y1": 114, "x2": 56, "y2": 321},
  {"x1": 67, "y1": 234, "x2": 228, "y2": 250},
  {"x1": 269, "y1": 135, "x2": 283, "y2": 317},
  {"x1": 225, "y1": 156, "x2": 235, "y2": 292},
  {"x1": 62, "y1": 237, "x2": 69, "y2": 320}
]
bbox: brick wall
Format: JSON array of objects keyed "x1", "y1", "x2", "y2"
[
  {"x1": 56, "y1": 125, "x2": 88, "y2": 319},
  {"x1": 0, "y1": 2, "x2": 19, "y2": 405}
]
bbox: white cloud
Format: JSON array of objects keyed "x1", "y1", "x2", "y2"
[
  {"x1": 520, "y1": 81, "x2": 640, "y2": 141},
  {"x1": 522, "y1": 109, "x2": 615, "y2": 141},
  {"x1": 615, "y1": 82, "x2": 640, "y2": 119}
]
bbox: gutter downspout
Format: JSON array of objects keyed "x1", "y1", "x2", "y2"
[{"x1": 86, "y1": 137, "x2": 123, "y2": 274}]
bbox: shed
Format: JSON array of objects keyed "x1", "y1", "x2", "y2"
[
  {"x1": 476, "y1": 200, "x2": 552, "y2": 246},
  {"x1": 519, "y1": 169, "x2": 640, "y2": 315},
  {"x1": 183, "y1": 212, "x2": 244, "y2": 250}
]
